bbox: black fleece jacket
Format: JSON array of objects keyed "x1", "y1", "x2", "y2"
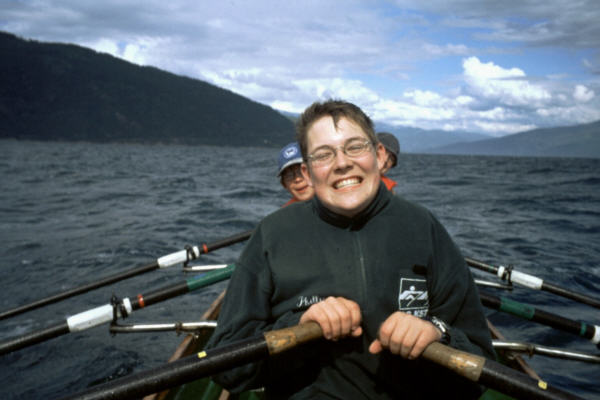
[{"x1": 206, "y1": 183, "x2": 494, "y2": 399}]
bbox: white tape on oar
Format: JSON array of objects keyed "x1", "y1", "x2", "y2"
[
  {"x1": 497, "y1": 266, "x2": 543, "y2": 290},
  {"x1": 496, "y1": 266, "x2": 507, "y2": 279},
  {"x1": 67, "y1": 298, "x2": 133, "y2": 332},
  {"x1": 593, "y1": 326, "x2": 600, "y2": 344},
  {"x1": 157, "y1": 246, "x2": 200, "y2": 268},
  {"x1": 510, "y1": 270, "x2": 544, "y2": 290}
]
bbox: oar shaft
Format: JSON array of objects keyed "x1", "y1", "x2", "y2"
[
  {"x1": 201, "y1": 229, "x2": 253, "y2": 253},
  {"x1": 60, "y1": 321, "x2": 584, "y2": 400},
  {"x1": 0, "y1": 262, "x2": 158, "y2": 321},
  {"x1": 133, "y1": 265, "x2": 235, "y2": 310},
  {"x1": 59, "y1": 337, "x2": 268, "y2": 400},
  {"x1": 0, "y1": 231, "x2": 252, "y2": 321},
  {"x1": 0, "y1": 266, "x2": 235, "y2": 356},
  {"x1": 58, "y1": 321, "x2": 320, "y2": 400},
  {"x1": 466, "y1": 257, "x2": 600, "y2": 309},
  {"x1": 480, "y1": 292, "x2": 600, "y2": 344},
  {"x1": 479, "y1": 361, "x2": 582, "y2": 400},
  {"x1": 541, "y1": 281, "x2": 600, "y2": 309},
  {"x1": 493, "y1": 341, "x2": 600, "y2": 363},
  {"x1": 0, "y1": 322, "x2": 69, "y2": 355},
  {"x1": 423, "y1": 342, "x2": 583, "y2": 400}
]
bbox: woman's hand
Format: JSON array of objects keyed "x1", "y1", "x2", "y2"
[
  {"x1": 368, "y1": 311, "x2": 442, "y2": 359},
  {"x1": 299, "y1": 296, "x2": 363, "y2": 340}
]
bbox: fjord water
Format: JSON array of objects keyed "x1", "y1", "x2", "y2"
[{"x1": 0, "y1": 139, "x2": 598, "y2": 399}]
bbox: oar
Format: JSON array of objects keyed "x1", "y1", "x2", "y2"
[
  {"x1": 0, "y1": 265, "x2": 235, "y2": 356},
  {"x1": 480, "y1": 292, "x2": 600, "y2": 348},
  {"x1": 58, "y1": 322, "x2": 582, "y2": 400},
  {"x1": 109, "y1": 320, "x2": 217, "y2": 334},
  {"x1": 493, "y1": 341, "x2": 600, "y2": 364},
  {"x1": 466, "y1": 257, "x2": 600, "y2": 309},
  {"x1": 422, "y1": 340, "x2": 583, "y2": 400},
  {"x1": 475, "y1": 279, "x2": 513, "y2": 291},
  {"x1": 0, "y1": 230, "x2": 252, "y2": 320}
]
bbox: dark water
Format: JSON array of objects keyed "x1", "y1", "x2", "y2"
[{"x1": 0, "y1": 139, "x2": 598, "y2": 399}]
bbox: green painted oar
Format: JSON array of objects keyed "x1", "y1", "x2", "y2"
[
  {"x1": 58, "y1": 322, "x2": 582, "y2": 400},
  {"x1": 0, "y1": 265, "x2": 235, "y2": 356},
  {"x1": 480, "y1": 292, "x2": 600, "y2": 347},
  {"x1": 466, "y1": 257, "x2": 600, "y2": 309},
  {"x1": 0, "y1": 230, "x2": 252, "y2": 321}
]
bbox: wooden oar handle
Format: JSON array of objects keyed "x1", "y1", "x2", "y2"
[
  {"x1": 422, "y1": 341, "x2": 485, "y2": 382},
  {"x1": 264, "y1": 321, "x2": 323, "y2": 355}
]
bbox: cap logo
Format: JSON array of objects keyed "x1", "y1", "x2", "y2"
[{"x1": 284, "y1": 147, "x2": 298, "y2": 159}]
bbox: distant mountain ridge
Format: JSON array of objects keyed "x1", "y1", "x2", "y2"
[
  {"x1": 0, "y1": 32, "x2": 295, "y2": 147},
  {"x1": 2, "y1": 31, "x2": 598, "y2": 158},
  {"x1": 373, "y1": 123, "x2": 491, "y2": 153},
  {"x1": 425, "y1": 120, "x2": 600, "y2": 159}
]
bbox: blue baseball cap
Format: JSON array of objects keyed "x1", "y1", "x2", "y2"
[{"x1": 277, "y1": 142, "x2": 303, "y2": 176}]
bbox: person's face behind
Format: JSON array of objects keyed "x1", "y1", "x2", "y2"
[
  {"x1": 301, "y1": 116, "x2": 386, "y2": 218},
  {"x1": 380, "y1": 151, "x2": 395, "y2": 174},
  {"x1": 281, "y1": 164, "x2": 314, "y2": 201}
]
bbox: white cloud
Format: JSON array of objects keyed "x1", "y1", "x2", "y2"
[
  {"x1": 87, "y1": 38, "x2": 118, "y2": 56},
  {"x1": 462, "y1": 57, "x2": 552, "y2": 107},
  {"x1": 422, "y1": 43, "x2": 469, "y2": 56},
  {"x1": 294, "y1": 78, "x2": 381, "y2": 105},
  {"x1": 473, "y1": 121, "x2": 537, "y2": 134},
  {"x1": 403, "y1": 90, "x2": 444, "y2": 106},
  {"x1": 573, "y1": 85, "x2": 595, "y2": 102},
  {"x1": 270, "y1": 101, "x2": 298, "y2": 113}
]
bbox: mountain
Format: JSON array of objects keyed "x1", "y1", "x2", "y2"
[
  {"x1": 0, "y1": 32, "x2": 294, "y2": 147},
  {"x1": 374, "y1": 123, "x2": 491, "y2": 153},
  {"x1": 425, "y1": 120, "x2": 600, "y2": 159}
]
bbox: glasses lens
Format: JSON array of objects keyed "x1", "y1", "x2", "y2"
[
  {"x1": 283, "y1": 165, "x2": 301, "y2": 181},
  {"x1": 309, "y1": 139, "x2": 371, "y2": 166},
  {"x1": 310, "y1": 149, "x2": 334, "y2": 165},
  {"x1": 345, "y1": 139, "x2": 369, "y2": 156}
]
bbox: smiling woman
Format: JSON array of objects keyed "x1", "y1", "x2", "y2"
[
  {"x1": 301, "y1": 118, "x2": 386, "y2": 217},
  {"x1": 205, "y1": 99, "x2": 496, "y2": 399},
  {"x1": 297, "y1": 100, "x2": 387, "y2": 218}
]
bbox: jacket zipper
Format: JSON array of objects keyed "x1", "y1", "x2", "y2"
[{"x1": 353, "y1": 231, "x2": 368, "y2": 306}]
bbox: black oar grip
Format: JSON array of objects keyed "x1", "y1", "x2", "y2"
[
  {"x1": 264, "y1": 322, "x2": 323, "y2": 355},
  {"x1": 421, "y1": 342, "x2": 485, "y2": 382}
]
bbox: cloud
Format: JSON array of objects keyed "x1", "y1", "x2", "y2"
[
  {"x1": 573, "y1": 85, "x2": 595, "y2": 102},
  {"x1": 462, "y1": 57, "x2": 551, "y2": 107},
  {"x1": 1, "y1": 0, "x2": 599, "y2": 136},
  {"x1": 422, "y1": 43, "x2": 469, "y2": 56},
  {"x1": 396, "y1": 0, "x2": 600, "y2": 48}
]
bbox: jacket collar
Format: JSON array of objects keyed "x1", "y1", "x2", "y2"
[{"x1": 312, "y1": 182, "x2": 391, "y2": 229}]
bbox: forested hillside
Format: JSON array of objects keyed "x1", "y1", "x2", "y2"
[{"x1": 0, "y1": 32, "x2": 295, "y2": 147}]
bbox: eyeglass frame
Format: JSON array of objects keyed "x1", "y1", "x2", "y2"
[
  {"x1": 280, "y1": 164, "x2": 304, "y2": 183},
  {"x1": 306, "y1": 138, "x2": 375, "y2": 167}
]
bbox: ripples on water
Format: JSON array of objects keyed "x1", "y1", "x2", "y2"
[{"x1": 0, "y1": 140, "x2": 598, "y2": 399}]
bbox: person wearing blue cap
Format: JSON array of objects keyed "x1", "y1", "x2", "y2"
[
  {"x1": 277, "y1": 142, "x2": 314, "y2": 207},
  {"x1": 377, "y1": 132, "x2": 400, "y2": 192}
]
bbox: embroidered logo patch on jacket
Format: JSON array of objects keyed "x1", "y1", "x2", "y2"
[
  {"x1": 295, "y1": 295, "x2": 324, "y2": 309},
  {"x1": 398, "y1": 278, "x2": 429, "y2": 317}
]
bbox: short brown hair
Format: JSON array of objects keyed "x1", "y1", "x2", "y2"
[{"x1": 295, "y1": 99, "x2": 376, "y2": 160}]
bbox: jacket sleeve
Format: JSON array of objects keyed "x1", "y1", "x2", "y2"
[
  {"x1": 204, "y1": 224, "x2": 302, "y2": 393},
  {"x1": 426, "y1": 215, "x2": 496, "y2": 361}
]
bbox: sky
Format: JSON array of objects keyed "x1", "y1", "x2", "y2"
[{"x1": 2, "y1": 0, "x2": 600, "y2": 136}]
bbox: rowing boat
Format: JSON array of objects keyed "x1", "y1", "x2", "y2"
[{"x1": 145, "y1": 291, "x2": 542, "y2": 400}]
